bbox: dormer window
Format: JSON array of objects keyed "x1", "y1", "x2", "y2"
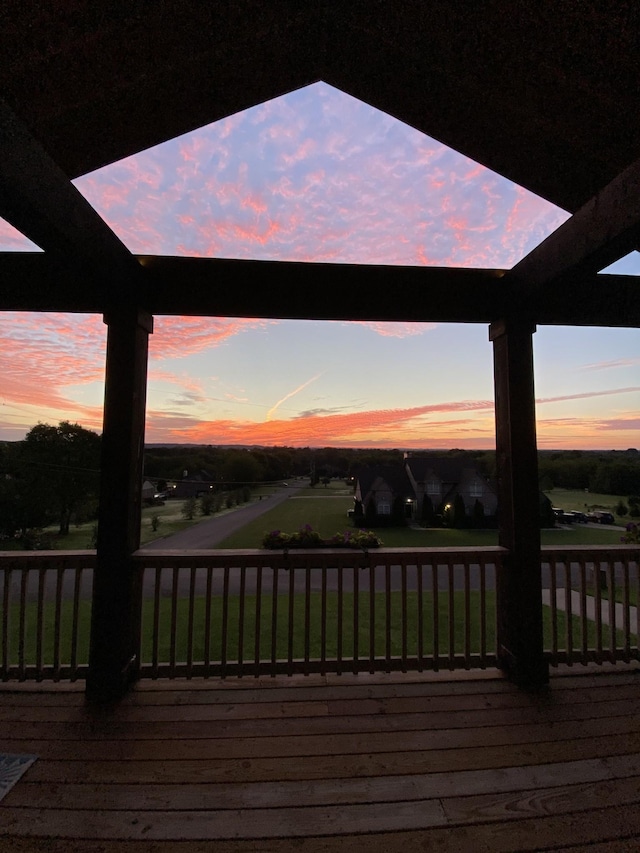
[
  {"x1": 469, "y1": 481, "x2": 483, "y2": 497},
  {"x1": 426, "y1": 479, "x2": 440, "y2": 496}
]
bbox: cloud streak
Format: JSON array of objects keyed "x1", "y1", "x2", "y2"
[{"x1": 266, "y1": 374, "x2": 324, "y2": 421}]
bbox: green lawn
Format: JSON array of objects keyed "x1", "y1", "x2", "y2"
[
  {"x1": 216, "y1": 486, "x2": 624, "y2": 549},
  {"x1": 4, "y1": 590, "x2": 631, "y2": 671},
  {"x1": 544, "y1": 488, "x2": 634, "y2": 523}
]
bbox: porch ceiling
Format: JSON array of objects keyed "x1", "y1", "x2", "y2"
[{"x1": 0, "y1": 2, "x2": 639, "y2": 322}]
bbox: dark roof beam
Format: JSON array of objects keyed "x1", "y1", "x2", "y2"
[
  {"x1": 0, "y1": 99, "x2": 141, "y2": 293},
  {"x1": 1, "y1": 253, "x2": 638, "y2": 326},
  {"x1": 505, "y1": 156, "x2": 640, "y2": 298}
]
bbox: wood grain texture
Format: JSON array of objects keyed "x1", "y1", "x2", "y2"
[{"x1": 2, "y1": 667, "x2": 640, "y2": 847}]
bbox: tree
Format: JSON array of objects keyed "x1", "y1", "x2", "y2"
[
  {"x1": 20, "y1": 421, "x2": 101, "y2": 536},
  {"x1": 181, "y1": 497, "x2": 197, "y2": 520},
  {"x1": 614, "y1": 500, "x2": 628, "y2": 518}
]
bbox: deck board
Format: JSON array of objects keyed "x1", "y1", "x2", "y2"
[{"x1": 2, "y1": 666, "x2": 640, "y2": 850}]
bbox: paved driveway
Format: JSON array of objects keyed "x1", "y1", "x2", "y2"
[{"x1": 145, "y1": 483, "x2": 305, "y2": 549}]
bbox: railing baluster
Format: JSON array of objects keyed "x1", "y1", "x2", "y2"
[
  {"x1": 564, "y1": 557, "x2": 573, "y2": 664},
  {"x1": 464, "y1": 558, "x2": 471, "y2": 669},
  {"x1": 400, "y1": 558, "x2": 408, "y2": 672},
  {"x1": 447, "y1": 557, "x2": 455, "y2": 670},
  {"x1": 238, "y1": 563, "x2": 246, "y2": 673},
  {"x1": 304, "y1": 560, "x2": 311, "y2": 674},
  {"x1": 337, "y1": 564, "x2": 343, "y2": 675},
  {"x1": 369, "y1": 561, "x2": 376, "y2": 673},
  {"x1": 221, "y1": 566, "x2": 230, "y2": 677},
  {"x1": 549, "y1": 557, "x2": 558, "y2": 662},
  {"x1": 255, "y1": 563, "x2": 263, "y2": 677},
  {"x1": 385, "y1": 561, "x2": 391, "y2": 671},
  {"x1": 479, "y1": 557, "x2": 487, "y2": 665},
  {"x1": 204, "y1": 565, "x2": 213, "y2": 676},
  {"x1": 186, "y1": 566, "x2": 196, "y2": 678},
  {"x1": 607, "y1": 554, "x2": 616, "y2": 663},
  {"x1": 69, "y1": 565, "x2": 83, "y2": 680},
  {"x1": 53, "y1": 567, "x2": 64, "y2": 682},
  {"x1": 593, "y1": 559, "x2": 603, "y2": 663},
  {"x1": 36, "y1": 568, "x2": 45, "y2": 679},
  {"x1": 18, "y1": 567, "x2": 28, "y2": 681},
  {"x1": 271, "y1": 560, "x2": 279, "y2": 675},
  {"x1": 320, "y1": 561, "x2": 327, "y2": 675},
  {"x1": 579, "y1": 556, "x2": 588, "y2": 665},
  {"x1": 169, "y1": 565, "x2": 179, "y2": 678},
  {"x1": 432, "y1": 558, "x2": 439, "y2": 671},
  {"x1": 287, "y1": 559, "x2": 295, "y2": 675},
  {"x1": 416, "y1": 559, "x2": 424, "y2": 671},
  {"x1": 2, "y1": 567, "x2": 10, "y2": 679},
  {"x1": 621, "y1": 554, "x2": 631, "y2": 662},
  {"x1": 151, "y1": 566, "x2": 161, "y2": 679},
  {"x1": 353, "y1": 559, "x2": 359, "y2": 674}
]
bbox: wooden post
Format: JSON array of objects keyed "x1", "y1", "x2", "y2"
[
  {"x1": 490, "y1": 318, "x2": 549, "y2": 688},
  {"x1": 86, "y1": 305, "x2": 153, "y2": 702}
]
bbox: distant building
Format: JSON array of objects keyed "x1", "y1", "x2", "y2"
[
  {"x1": 173, "y1": 470, "x2": 215, "y2": 499},
  {"x1": 353, "y1": 456, "x2": 497, "y2": 526}
]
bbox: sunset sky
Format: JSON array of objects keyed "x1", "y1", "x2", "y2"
[{"x1": 1, "y1": 82, "x2": 638, "y2": 449}]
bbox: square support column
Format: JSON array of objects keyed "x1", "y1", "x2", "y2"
[
  {"x1": 490, "y1": 319, "x2": 549, "y2": 689},
  {"x1": 87, "y1": 305, "x2": 153, "y2": 702}
]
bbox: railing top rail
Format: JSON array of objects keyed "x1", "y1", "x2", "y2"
[
  {"x1": 542, "y1": 544, "x2": 637, "y2": 556},
  {"x1": 132, "y1": 546, "x2": 508, "y2": 567},
  {"x1": 0, "y1": 550, "x2": 97, "y2": 568},
  {"x1": 134, "y1": 546, "x2": 509, "y2": 558}
]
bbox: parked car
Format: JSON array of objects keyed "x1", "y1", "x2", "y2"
[
  {"x1": 587, "y1": 511, "x2": 615, "y2": 524},
  {"x1": 568, "y1": 511, "x2": 588, "y2": 523},
  {"x1": 552, "y1": 508, "x2": 574, "y2": 523}
]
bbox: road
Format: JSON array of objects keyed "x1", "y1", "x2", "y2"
[{"x1": 145, "y1": 482, "x2": 305, "y2": 549}]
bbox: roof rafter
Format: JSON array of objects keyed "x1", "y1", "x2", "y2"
[
  {"x1": 505, "y1": 156, "x2": 640, "y2": 298},
  {"x1": 0, "y1": 99, "x2": 142, "y2": 295}
]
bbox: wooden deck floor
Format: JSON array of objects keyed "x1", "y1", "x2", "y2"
[{"x1": 2, "y1": 666, "x2": 640, "y2": 851}]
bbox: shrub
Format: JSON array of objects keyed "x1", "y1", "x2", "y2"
[
  {"x1": 181, "y1": 497, "x2": 197, "y2": 520},
  {"x1": 622, "y1": 522, "x2": 640, "y2": 544},
  {"x1": 262, "y1": 525, "x2": 382, "y2": 550}
]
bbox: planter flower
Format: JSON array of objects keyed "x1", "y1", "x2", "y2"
[
  {"x1": 622, "y1": 522, "x2": 640, "y2": 544},
  {"x1": 262, "y1": 525, "x2": 382, "y2": 550}
]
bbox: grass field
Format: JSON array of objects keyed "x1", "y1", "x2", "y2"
[
  {"x1": 5, "y1": 589, "x2": 629, "y2": 670},
  {"x1": 544, "y1": 488, "x2": 633, "y2": 519},
  {"x1": 217, "y1": 481, "x2": 624, "y2": 549},
  {"x1": 2, "y1": 482, "x2": 627, "y2": 553}
]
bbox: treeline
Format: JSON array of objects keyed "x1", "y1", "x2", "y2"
[
  {"x1": 142, "y1": 445, "x2": 407, "y2": 485},
  {"x1": 537, "y1": 449, "x2": 640, "y2": 495},
  {"x1": 144, "y1": 445, "x2": 640, "y2": 496}
]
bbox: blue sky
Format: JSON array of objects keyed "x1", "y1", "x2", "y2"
[{"x1": 0, "y1": 83, "x2": 638, "y2": 448}]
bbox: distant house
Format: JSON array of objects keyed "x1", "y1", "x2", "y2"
[
  {"x1": 173, "y1": 470, "x2": 215, "y2": 499},
  {"x1": 353, "y1": 456, "x2": 497, "y2": 526},
  {"x1": 404, "y1": 455, "x2": 498, "y2": 523},
  {"x1": 353, "y1": 465, "x2": 416, "y2": 525}
]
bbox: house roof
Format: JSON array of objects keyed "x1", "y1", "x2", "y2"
[
  {"x1": 405, "y1": 456, "x2": 488, "y2": 487},
  {"x1": 357, "y1": 466, "x2": 416, "y2": 504},
  {"x1": 1, "y1": 2, "x2": 639, "y2": 325}
]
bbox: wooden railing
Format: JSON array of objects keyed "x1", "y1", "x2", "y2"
[
  {"x1": 541, "y1": 545, "x2": 639, "y2": 666},
  {"x1": 1, "y1": 545, "x2": 637, "y2": 681},
  {"x1": 0, "y1": 551, "x2": 95, "y2": 681},
  {"x1": 133, "y1": 547, "x2": 502, "y2": 678}
]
